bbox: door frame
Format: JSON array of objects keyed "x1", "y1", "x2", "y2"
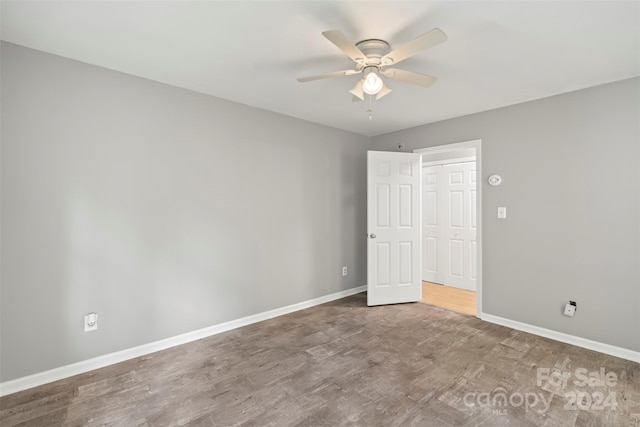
[{"x1": 414, "y1": 140, "x2": 483, "y2": 318}]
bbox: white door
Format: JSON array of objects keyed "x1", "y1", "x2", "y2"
[
  {"x1": 367, "y1": 151, "x2": 422, "y2": 306},
  {"x1": 422, "y1": 162, "x2": 477, "y2": 291},
  {"x1": 422, "y1": 166, "x2": 441, "y2": 283}
]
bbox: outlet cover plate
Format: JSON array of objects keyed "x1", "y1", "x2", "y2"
[{"x1": 563, "y1": 304, "x2": 575, "y2": 317}]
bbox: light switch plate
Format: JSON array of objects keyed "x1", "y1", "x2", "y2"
[
  {"x1": 84, "y1": 312, "x2": 98, "y2": 332},
  {"x1": 497, "y1": 207, "x2": 507, "y2": 219}
]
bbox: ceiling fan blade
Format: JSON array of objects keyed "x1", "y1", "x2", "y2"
[
  {"x1": 380, "y1": 68, "x2": 437, "y2": 87},
  {"x1": 349, "y1": 79, "x2": 364, "y2": 101},
  {"x1": 381, "y1": 28, "x2": 447, "y2": 66},
  {"x1": 322, "y1": 30, "x2": 367, "y2": 66},
  {"x1": 297, "y1": 69, "x2": 360, "y2": 82},
  {"x1": 352, "y1": 95, "x2": 363, "y2": 103},
  {"x1": 376, "y1": 82, "x2": 392, "y2": 100}
]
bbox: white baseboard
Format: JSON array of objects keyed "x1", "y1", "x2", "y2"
[
  {"x1": 481, "y1": 312, "x2": 640, "y2": 363},
  {"x1": 0, "y1": 285, "x2": 366, "y2": 397}
]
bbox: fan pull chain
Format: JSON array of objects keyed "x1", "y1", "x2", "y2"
[{"x1": 367, "y1": 95, "x2": 373, "y2": 120}]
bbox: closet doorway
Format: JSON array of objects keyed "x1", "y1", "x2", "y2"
[{"x1": 415, "y1": 140, "x2": 482, "y2": 317}]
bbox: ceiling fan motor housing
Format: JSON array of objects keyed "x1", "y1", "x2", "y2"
[{"x1": 355, "y1": 39, "x2": 391, "y2": 68}]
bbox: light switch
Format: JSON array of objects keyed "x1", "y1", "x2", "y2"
[
  {"x1": 84, "y1": 312, "x2": 98, "y2": 332},
  {"x1": 497, "y1": 207, "x2": 507, "y2": 219}
]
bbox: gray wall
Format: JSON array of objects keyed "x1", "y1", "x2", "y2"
[
  {"x1": 0, "y1": 43, "x2": 369, "y2": 382},
  {"x1": 372, "y1": 77, "x2": 640, "y2": 352},
  {"x1": 2, "y1": 41, "x2": 637, "y2": 383}
]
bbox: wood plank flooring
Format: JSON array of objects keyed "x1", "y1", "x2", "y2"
[
  {"x1": 1, "y1": 292, "x2": 638, "y2": 426},
  {"x1": 421, "y1": 281, "x2": 476, "y2": 316}
]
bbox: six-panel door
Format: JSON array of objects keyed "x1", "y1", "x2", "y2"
[
  {"x1": 422, "y1": 162, "x2": 477, "y2": 291},
  {"x1": 367, "y1": 151, "x2": 422, "y2": 306}
]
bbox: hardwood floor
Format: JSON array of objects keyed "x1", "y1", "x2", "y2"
[
  {"x1": 421, "y1": 281, "x2": 476, "y2": 316},
  {"x1": 1, "y1": 292, "x2": 638, "y2": 426}
]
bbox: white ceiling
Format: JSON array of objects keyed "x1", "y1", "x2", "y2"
[{"x1": 2, "y1": 1, "x2": 639, "y2": 137}]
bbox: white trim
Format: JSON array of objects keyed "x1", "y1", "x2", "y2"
[
  {"x1": 414, "y1": 141, "x2": 479, "y2": 156},
  {"x1": 482, "y1": 313, "x2": 640, "y2": 363},
  {"x1": 422, "y1": 156, "x2": 476, "y2": 167},
  {"x1": 0, "y1": 285, "x2": 366, "y2": 397},
  {"x1": 414, "y1": 139, "x2": 483, "y2": 318}
]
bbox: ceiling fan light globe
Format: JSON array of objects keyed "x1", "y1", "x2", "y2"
[{"x1": 363, "y1": 71, "x2": 383, "y2": 95}]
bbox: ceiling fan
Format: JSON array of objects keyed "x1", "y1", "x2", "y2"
[{"x1": 297, "y1": 28, "x2": 447, "y2": 102}]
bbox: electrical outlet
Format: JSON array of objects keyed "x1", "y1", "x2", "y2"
[
  {"x1": 342, "y1": 266, "x2": 348, "y2": 276},
  {"x1": 84, "y1": 312, "x2": 98, "y2": 332},
  {"x1": 563, "y1": 301, "x2": 577, "y2": 317}
]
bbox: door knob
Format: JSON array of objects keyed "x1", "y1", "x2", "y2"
[{"x1": 369, "y1": 233, "x2": 376, "y2": 239}]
